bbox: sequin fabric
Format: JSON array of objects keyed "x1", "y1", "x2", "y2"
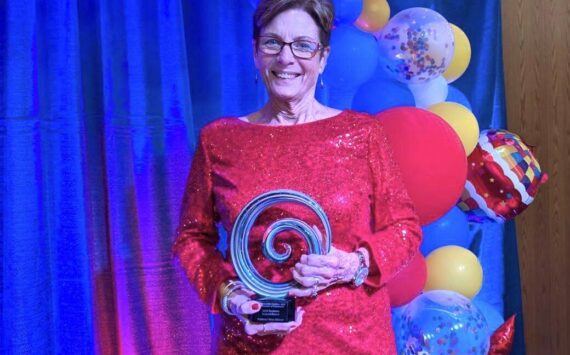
[{"x1": 172, "y1": 110, "x2": 422, "y2": 354}]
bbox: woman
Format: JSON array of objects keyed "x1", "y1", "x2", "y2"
[{"x1": 173, "y1": 0, "x2": 422, "y2": 353}]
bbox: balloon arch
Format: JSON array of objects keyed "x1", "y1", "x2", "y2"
[{"x1": 247, "y1": 1, "x2": 547, "y2": 353}]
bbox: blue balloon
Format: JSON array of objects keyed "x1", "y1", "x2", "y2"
[
  {"x1": 318, "y1": 83, "x2": 357, "y2": 110},
  {"x1": 420, "y1": 206, "x2": 471, "y2": 256},
  {"x1": 447, "y1": 85, "x2": 473, "y2": 110},
  {"x1": 391, "y1": 305, "x2": 407, "y2": 338},
  {"x1": 394, "y1": 291, "x2": 490, "y2": 354},
  {"x1": 352, "y1": 76, "x2": 415, "y2": 114},
  {"x1": 324, "y1": 24, "x2": 379, "y2": 89},
  {"x1": 333, "y1": 0, "x2": 363, "y2": 23},
  {"x1": 473, "y1": 299, "x2": 505, "y2": 334}
]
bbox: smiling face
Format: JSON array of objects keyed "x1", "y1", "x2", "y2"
[{"x1": 254, "y1": 8, "x2": 330, "y2": 103}]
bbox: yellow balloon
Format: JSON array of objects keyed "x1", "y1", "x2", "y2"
[
  {"x1": 355, "y1": 0, "x2": 390, "y2": 33},
  {"x1": 425, "y1": 246, "x2": 483, "y2": 299},
  {"x1": 428, "y1": 102, "x2": 479, "y2": 155},
  {"x1": 443, "y1": 24, "x2": 472, "y2": 83}
]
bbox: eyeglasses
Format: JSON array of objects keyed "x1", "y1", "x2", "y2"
[{"x1": 257, "y1": 36, "x2": 322, "y2": 59}]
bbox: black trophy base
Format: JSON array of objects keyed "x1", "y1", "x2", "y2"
[{"x1": 249, "y1": 297, "x2": 295, "y2": 323}]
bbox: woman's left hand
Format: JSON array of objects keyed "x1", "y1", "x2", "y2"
[{"x1": 288, "y1": 226, "x2": 363, "y2": 298}]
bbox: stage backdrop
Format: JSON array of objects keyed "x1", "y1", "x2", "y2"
[{"x1": 0, "y1": 0, "x2": 523, "y2": 354}]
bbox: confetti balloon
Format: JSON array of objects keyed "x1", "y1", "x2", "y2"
[
  {"x1": 458, "y1": 129, "x2": 548, "y2": 222},
  {"x1": 377, "y1": 8, "x2": 454, "y2": 84},
  {"x1": 472, "y1": 299, "x2": 504, "y2": 333},
  {"x1": 394, "y1": 290, "x2": 490, "y2": 355}
]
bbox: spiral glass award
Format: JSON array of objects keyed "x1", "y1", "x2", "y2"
[{"x1": 230, "y1": 189, "x2": 332, "y2": 323}]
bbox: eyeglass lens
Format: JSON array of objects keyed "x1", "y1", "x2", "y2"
[{"x1": 258, "y1": 37, "x2": 320, "y2": 59}]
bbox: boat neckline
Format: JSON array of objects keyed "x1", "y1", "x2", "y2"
[{"x1": 231, "y1": 110, "x2": 351, "y2": 128}]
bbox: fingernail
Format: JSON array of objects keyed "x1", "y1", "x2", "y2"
[{"x1": 252, "y1": 303, "x2": 260, "y2": 311}]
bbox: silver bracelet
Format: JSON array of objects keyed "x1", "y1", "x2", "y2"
[
  {"x1": 220, "y1": 280, "x2": 245, "y2": 315},
  {"x1": 220, "y1": 279, "x2": 242, "y2": 296}
]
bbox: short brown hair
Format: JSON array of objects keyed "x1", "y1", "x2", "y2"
[{"x1": 253, "y1": 0, "x2": 335, "y2": 47}]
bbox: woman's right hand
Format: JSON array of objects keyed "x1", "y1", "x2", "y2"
[{"x1": 227, "y1": 288, "x2": 305, "y2": 336}]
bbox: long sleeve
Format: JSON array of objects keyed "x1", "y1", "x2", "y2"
[
  {"x1": 172, "y1": 129, "x2": 236, "y2": 314},
  {"x1": 181, "y1": 113, "x2": 416, "y2": 353},
  {"x1": 354, "y1": 121, "x2": 422, "y2": 288}
]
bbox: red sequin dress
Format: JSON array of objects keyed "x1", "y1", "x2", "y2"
[{"x1": 173, "y1": 110, "x2": 422, "y2": 354}]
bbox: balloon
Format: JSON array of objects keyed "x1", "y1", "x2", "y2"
[
  {"x1": 355, "y1": 0, "x2": 390, "y2": 33},
  {"x1": 377, "y1": 8, "x2": 454, "y2": 84},
  {"x1": 391, "y1": 306, "x2": 405, "y2": 332},
  {"x1": 376, "y1": 107, "x2": 467, "y2": 224},
  {"x1": 428, "y1": 102, "x2": 479, "y2": 155},
  {"x1": 489, "y1": 315, "x2": 516, "y2": 355},
  {"x1": 325, "y1": 24, "x2": 379, "y2": 88},
  {"x1": 387, "y1": 252, "x2": 427, "y2": 307},
  {"x1": 420, "y1": 206, "x2": 470, "y2": 256},
  {"x1": 443, "y1": 24, "x2": 472, "y2": 83},
  {"x1": 333, "y1": 0, "x2": 363, "y2": 23},
  {"x1": 394, "y1": 290, "x2": 490, "y2": 354},
  {"x1": 447, "y1": 85, "x2": 472, "y2": 110},
  {"x1": 352, "y1": 74, "x2": 415, "y2": 114},
  {"x1": 458, "y1": 129, "x2": 548, "y2": 222},
  {"x1": 425, "y1": 246, "x2": 483, "y2": 299},
  {"x1": 248, "y1": 0, "x2": 259, "y2": 8},
  {"x1": 408, "y1": 75, "x2": 448, "y2": 108},
  {"x1": 472, "y1": 299, "x2": 504, "y2": 333}
]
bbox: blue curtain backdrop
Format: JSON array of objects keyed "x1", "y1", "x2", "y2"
[{"x1": 0, "y1": 0, "x2": 524, "y2": 354}]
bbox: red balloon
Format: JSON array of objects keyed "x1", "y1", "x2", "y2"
[
  {"x1": 387, "y1": 252, "x2": 427, "y2": 307},
  {"x1": 376, "y1": 107, "x2": 467, "y2": 224},
  {"x1": 488, "y1": 315, "x2": 516, "y2": 355}
]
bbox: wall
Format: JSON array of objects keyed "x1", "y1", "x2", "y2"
[{"x1": 501, "y1": 0, "x2": 569, "y2": 353}]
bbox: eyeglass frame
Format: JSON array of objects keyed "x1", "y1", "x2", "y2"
[{"x1": 255, "y1": 36, "x2": 324, "y2": 59}]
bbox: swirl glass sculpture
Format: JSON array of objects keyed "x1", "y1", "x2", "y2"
[{"x1": 230, "y1": 189, "x2": 332, "y2": 298}]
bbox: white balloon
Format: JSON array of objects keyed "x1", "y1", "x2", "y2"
[{"x1": 408, "y1": 76, "x2": 449, "y2": 108}]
